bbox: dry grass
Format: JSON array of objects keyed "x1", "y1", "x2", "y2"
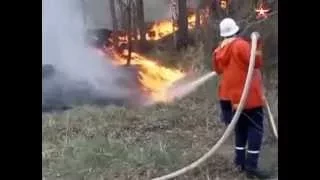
[{"x1": 42, "y1": 45, "x2": 278, "y2": 180}]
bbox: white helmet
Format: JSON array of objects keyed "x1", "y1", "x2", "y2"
[{"x1": 219, "y1": 18, "x2": 240, "y2": 37}]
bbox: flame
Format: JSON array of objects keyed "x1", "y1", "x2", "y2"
[
  {"x1": 220, "y1": 0, "x2": 228, "y2": 9},
  {"x1": 145, "y1": 13, "x2": 200, "y2": 41},
  {"x1": 146, "y1": 19, "x2": 177, "y2": 41},
  {"x1": 115, "y1": 12, "x2": 208, "y2": 44},
  {"x1": 102, "y1": 11, "x2": 210, "y2": 103},
  {"x1": 107, "y1": 48, "x2": 186, "y2": 102}
]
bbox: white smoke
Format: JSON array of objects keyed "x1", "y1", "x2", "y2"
[{"x1": 42, "y1": 0, "x2": 133, "y2": 111}]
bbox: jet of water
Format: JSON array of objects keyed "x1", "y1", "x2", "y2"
[{"x1": 166, "y1": 71, "x2": 217, "y2": 101}]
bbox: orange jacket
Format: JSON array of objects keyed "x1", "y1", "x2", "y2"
[
  {"x1": 213, "y1": 37, "x2": 264, "y2": 109},
  {"x1": 213, "y1": 38, "x2": 236, "y2": 100}
]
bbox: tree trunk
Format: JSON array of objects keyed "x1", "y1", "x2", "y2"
[
  {"x1": 177, "y1": 0, "x2": 188, "y2": 50},
  {"x1": 126, "y1": 3, "x2": 132, "y2": 66},
  {"x1": 119, "y1": 1, "x2": 127, "y2": 30},
  {"x1": 132, "y1": 2, "x2": 138, "y2": 41},
  {"x1": 109, "y1": 0, "x2": 118, "y2": 31},
  {"x1": 170, "y1": 0, "x2": 178, "y2": 48},
  {"x1": 195, "y1": 5, "x2": 201, "y2": 42},
  {"x1": 109, "y1": 0, "x2": 118, "y2": 46},
  {"x1": 253, "y1": 0, "x2": 260, "y2": 9},
  {"x1": 136, "y1": 0, "x2": 146, "y2": 47}
]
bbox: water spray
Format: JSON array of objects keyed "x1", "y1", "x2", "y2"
[
  {"x1": 167, "y1": 71, "x2": 217, "y2": 101},
  {"x1": 152, "y1": 32, "x2": 265, "y2": 180}
]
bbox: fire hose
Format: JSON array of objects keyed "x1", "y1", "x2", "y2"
[
  {"x1": 152, "y1": 32, "x2": 277, "y2": 180},
  {"x1": 265, "y1": 99, "x2": 278, "y2": 139}
]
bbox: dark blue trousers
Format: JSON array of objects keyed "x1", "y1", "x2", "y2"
[
  {"x1": 234, "y1": 107, "x2": 264, "y2": 170},
  {"x1": 219, "y1": 100, "x2": 233, "y2": 125},
  {"x1": 219, "y1": 101, "x2": 264, "y2": 170}
]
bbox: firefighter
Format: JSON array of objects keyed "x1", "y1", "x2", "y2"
[
  {"x1": 212, "y1": 17, "x2": 270, "y2": 179},
  {"x1": 212, "y1": 34, "x2": 234, "y2": 126}
]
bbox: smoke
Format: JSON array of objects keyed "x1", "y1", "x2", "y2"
[{"x1": 42, "y1": 0, "x2": 134, "y2": 111}]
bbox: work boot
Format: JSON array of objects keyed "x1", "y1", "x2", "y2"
[
  {"x1": 246, "y1": 168, "x2": 271, "y2": 179},
  {"x1": 234, "y1": 148, "x2": 246, "y2": 172}
]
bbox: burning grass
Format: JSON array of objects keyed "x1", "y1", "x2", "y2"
[
  {"x1": 42, "y1": 60, "x2": 278, "y2": 180},
  {"x1": 101, "y1": 11, "x2": 210, "y2": 104},
  {"x1": 107, "y1": 49, "x2": 187, "y2": 103}
]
